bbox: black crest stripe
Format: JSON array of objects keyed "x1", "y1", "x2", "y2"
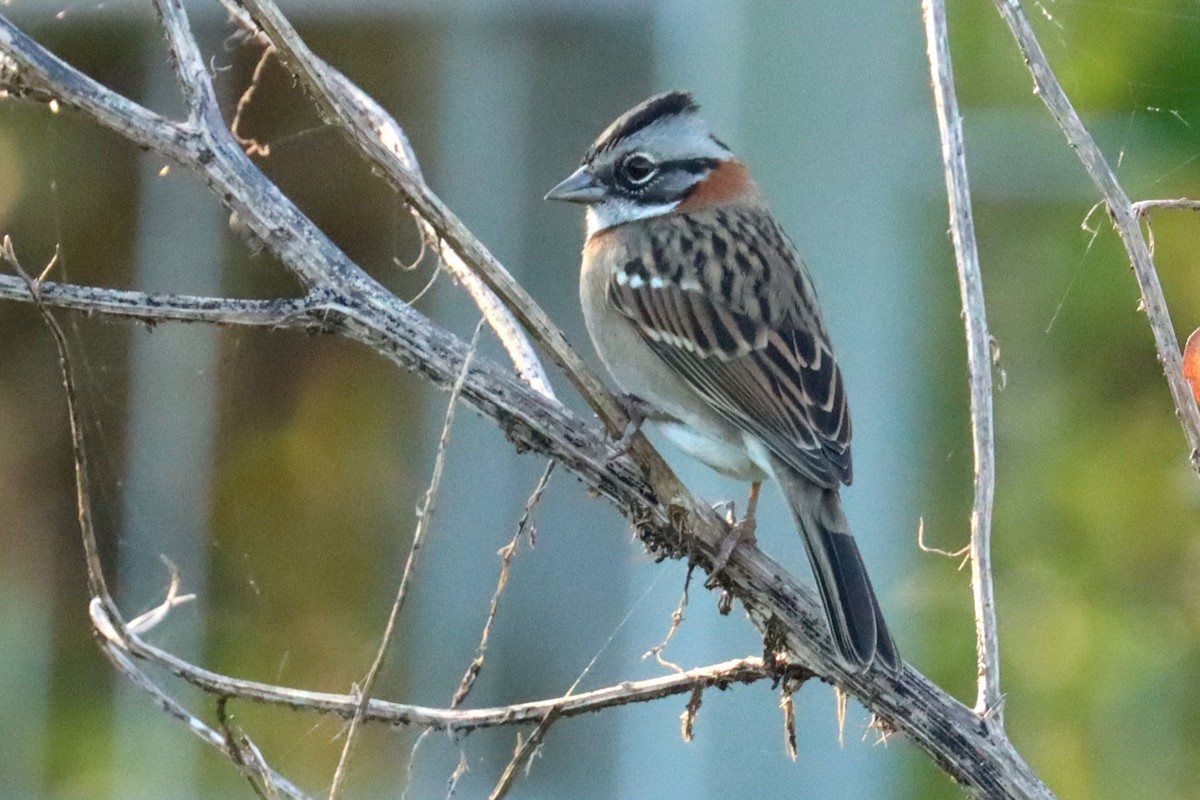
[{"x1": 586, "y1": 91, "x2": 698, "y2": 162}]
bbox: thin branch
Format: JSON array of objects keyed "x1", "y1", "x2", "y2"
[
  {"x1": 0, "y1": 9, "x2": 1057, "y2": 795},
  {"x1": 680, "y1": 685, "x2": 703, "y2": 743},
  {"x1": 916, "y1": 517, "x2": 971, "y2": 565},
  {"x1": 126, "y1": 558, "x2": 196, "y2": 635},
  {"x1": 446, "y1": 750, "x2": 470, "y2": 799},
  {"x1": 991, "y1": 0, "x2": 1200, "y2": 473},
  {"x1": 152, "y1": 0, "x2": 225, "y2": 131},
  {"x1": 219, "y1": 697, "x2": 286, "y2": 800},
  {"x1": 99, "y1": 624, "x2": 312, "y2": 800},
  {"x1": 923, "y1": 0, "x2": 1004, "y2": 729},
  {"x1": 0, "y1": 238, "x2": 117, "y2": 616},
  {"x1": 642, "y1": 565, "x2": 695, "y2": 674},
  {"x1": 222, "y1": 0, "x2": 555, "y2": 401},
  {"x1": 329, "y1": 322, "x2": 484, "y2": 799},
  {"x1": 2, "y1": 235, "x2": 309, "y2": 799},
  {"x1": 0, "y1": 274, "x2": 316, "y2": 329},
  {"x1": 452, "y1": 460, "x2": 556, "y2": 709},
  {"x1": 230, "y1": 42, "x2": 275, "y2": 157},
  {"x1": 780, "y1": 681, "x2": 799, "y2": 760},
  {"x1": 1131, "y1": 198, "x2": 1200, "y2": 254},
  {"x1": 92, "y1": 599, "x2": 783, "y2": 731},
  {"x1": 488, "y1": 711, "x2": 558, "y2": 800},
  {"x1": 1131, "y1": 197, "x2": 1200, "y2": 217},
  {"x1": 409, "y1": 459, "x2": 555, "y2": 798}
]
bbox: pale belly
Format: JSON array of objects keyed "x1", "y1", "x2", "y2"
[
  {"x1": 656, "y1": 421, "x2": 770, "y2": 481},
  {"x1": 580, "y1": 244, "x2": 768, "y2": 482}
]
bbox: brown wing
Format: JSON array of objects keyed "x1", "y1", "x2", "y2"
[{"x1": 608, "y1": 206, "x2": 852, "y2": 488}]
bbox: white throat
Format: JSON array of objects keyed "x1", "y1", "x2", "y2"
[{"x1": 586, "y1": 197, "x2": 679, "y2": 237}]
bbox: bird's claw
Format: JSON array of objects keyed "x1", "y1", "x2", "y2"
[
  {"x1": 608, "y1": 393, "x2": 653, "y2": 457},
  {"x1": 708, "y1": 512, "x2": 758, "y2": 581}
]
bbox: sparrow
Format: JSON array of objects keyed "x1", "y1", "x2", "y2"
[{"x1": 546, "y1": 91, "x2": 900, "y2": 673}]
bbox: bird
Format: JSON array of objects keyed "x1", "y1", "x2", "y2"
[{"x1": 545, "y1": 91, "x2": 900, "y2": 673}]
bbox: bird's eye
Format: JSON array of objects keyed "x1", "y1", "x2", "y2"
[{"x1": 620, "y1": 154, "x2": 658, "y2": 185}]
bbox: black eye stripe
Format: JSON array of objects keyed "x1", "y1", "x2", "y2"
[{"x1": 675, "y1": 157, "x2": 722, "y2": 174}]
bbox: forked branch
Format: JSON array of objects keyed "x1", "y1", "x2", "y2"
[
  {"x1": 0, "y1": 2, "x2": 1059, "y2": 796},
  {"x1": 991, "y1": 0, "x2": 1200, "y2": 473}
]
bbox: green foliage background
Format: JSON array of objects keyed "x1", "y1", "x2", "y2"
[
  {"x1": 914, "y1": 3, "x2": 1200, "y2": 797},
  {"x1": 2, "y1": 1, "x2": 1200, "y2": 797}
]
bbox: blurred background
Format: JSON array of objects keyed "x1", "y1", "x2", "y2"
[{"x1": 1, "y1": 0, "x2": 1199, "y2": 797}]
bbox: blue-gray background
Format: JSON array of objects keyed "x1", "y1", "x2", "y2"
[{"x1": 2, "y1": 1, "x2": 1200, "y2": 797}]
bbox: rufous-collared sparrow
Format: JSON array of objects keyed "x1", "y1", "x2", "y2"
[{"x1": 546, "y1": 91, "x2": 900, "y2": 673}]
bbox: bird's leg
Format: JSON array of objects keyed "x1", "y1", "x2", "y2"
[
  {"x1": 609, "y1": 393, "x2": 653, "y2": 456},
  {"x1": 710, "y1": 481, "x2": 760, "y2": 576}
]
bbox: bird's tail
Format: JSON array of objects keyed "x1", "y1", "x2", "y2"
[{"x1": 772, "y1": 460, "x2": 900, "y2": 673}]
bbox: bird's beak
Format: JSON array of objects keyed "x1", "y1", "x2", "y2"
[{"x1": 545, "y1": 166, "x2": 605, "y2": 204}]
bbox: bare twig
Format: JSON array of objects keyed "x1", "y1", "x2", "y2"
[
  {"x1": 101, "y1": 634, "x2": 311, "y2": 800},
  {"x1": 219, "y1": 697, "x2": 284, "y2": 800},
  {"x1": 0, "y1": 238, "x2": 116, "y2": 615},
  {"x1": 442, "y1": 456, "x2": 553, "y2": 795},
  {"x1": 781, "y1": 682, "x2": 799, "y2": 760},
  {"x1": 446, "y1": 750, "x2": 470, "y2": 799},
  {"x1": 835, "y1": 687, "x2": 848, "y2": 748},
  {"x1": 153, "y1": 0, "x2": 225, "y2": 132},
  {"x1": 679, "y1": 686, "x2": 704, "y2": 746},
  {"x1": 1131, "y1": 198, "x2": 1200, "y2": 254},
  {"x1": 452, "y1": 460, "x2": 557, "y2": 709},
  {"x1": 126, "y1": 558, "x2": 197, "y2": 635},
  {"x1": 0, "y1": 275, "x2": 318, "y2": 328},
  {"x1": 488, "y1": 711, "x2": 559, "y2": 800},
  {"x1": 916, "y1": 517, "x2": 971, "y2": 565},
  {"x1": 224, "y1": 0, "x2": 556, "y2": 401},
  {"x1": 0, "y1": 8, "x2": 1058, "y2": 795},
  {"x1": 991, "y1": 0, "x2": 1200, "y2": 473},
  {"x1": 923, "y1": 0, "x2": 1004, "y2": 729},
  {"x1": 2, "y1": 235, "x2": 309, "y2": 799},
  {"x1": 329, "y1": 322, "x2": 484, "y2": 799},
  {"x1": 642, "y1": 565, "x2": 695, "y2": 674},
  {"x1": 230, "y1": 41, "x2": 275, "y2": 157},
  {"x1": 1131, "y1": 198, "x2": 1200, "y2": 217},
  {"x1": 91, "y1": 598, "x2": 783, "y2": 731}
]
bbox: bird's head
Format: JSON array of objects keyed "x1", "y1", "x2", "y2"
[{"x1": 545, "y1": 91, "x2": 752, "y2": 238}]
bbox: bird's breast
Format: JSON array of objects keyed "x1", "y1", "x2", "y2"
[{"x1": 579, "y1": 231, "x2": 764, "y2": 481}]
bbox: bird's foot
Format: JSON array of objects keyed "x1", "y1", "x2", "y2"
[
  {"x1": 708, "y1": 513, "x2": 758, "y2": 579},
  {"x1": 608, "y1": 393, "x2": 653, "y2": 457},
  {"x1": 707, "y1": 482, "x2": 762, "y2": 582}
]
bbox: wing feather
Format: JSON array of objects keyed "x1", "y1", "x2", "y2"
[{"x1": 608, "y1": 207, "x2": 852, "y2": 488}]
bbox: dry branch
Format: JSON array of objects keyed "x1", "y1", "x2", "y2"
[
  {"x1": 0, "y1": 2, "x2": 1059, "y2": 797},
  {"x1": 0, "y1": 277, "x2": 315, "y2": 328},
  {"x1": 2, "y1": 232, "x2": 792, "y2": 792},
  {"x1": 0, "y1": 238, "x2": 312, "y2": 800},
  {"x1": 329, "y1": 322, "x2": 483, "y2": 798},
  {"x1": 923, "y1": 0, "x2": 1004, "y2": 729},
  {"x1": 991, "y1": 0, "x2": 1200, "y2": 473},
  {"x1": 222, "y1": 0, "x2": 557, "y2": 401},
  {"x1": 453, "y1": 460, "x2": 556, "y2": 708}
]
